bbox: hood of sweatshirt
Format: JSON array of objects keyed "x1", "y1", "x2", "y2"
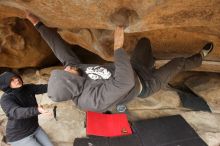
[
  {"x1": 0, "y1": 71, "x2": 22, "y2": 93},
  {"x1": 47, "y1": 70, "x2": 85, "y2": 102}
]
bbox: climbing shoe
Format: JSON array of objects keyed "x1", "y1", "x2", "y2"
[{"x1": 200, "y1": 42, "x2": 214, "y2": 58}]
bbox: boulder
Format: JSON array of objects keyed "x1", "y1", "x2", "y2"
[{"x1": 0, "y1": 1, "x2": 219, "y2": 69}]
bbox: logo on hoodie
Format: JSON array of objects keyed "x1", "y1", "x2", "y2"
[{"x1": 85, "y1": 66, "x2": 111, "y2": 80}]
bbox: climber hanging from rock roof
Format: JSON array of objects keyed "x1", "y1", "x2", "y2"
[{"x1": 25, "y1": 11, "x2": 213, "y2": 112}]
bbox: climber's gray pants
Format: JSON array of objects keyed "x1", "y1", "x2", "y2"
[{"x1": 131, "y1": 38, "x2": 202, "y2": 97}]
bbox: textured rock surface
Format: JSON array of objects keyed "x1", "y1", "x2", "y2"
[
  {"x1": 0, "y1": 0, "x2": 220, "y2": 69},
  {"x1": 0, "y1": 16, "x2": 58, "y2": 68},
  {"x1": 0, "y1": 68, "x2": 220, "y2": 146}
]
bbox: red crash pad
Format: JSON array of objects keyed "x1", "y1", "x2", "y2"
[{"x1": 86, "y1": 111, "x2": 132, "y2": 137}]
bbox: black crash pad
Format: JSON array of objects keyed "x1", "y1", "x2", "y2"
[
  {"x1": 132, "y1": 115, "x2": 207, "y2": 146},
  {"x1": 74, "y1": 134, "x2": 142, "y2": 146}
]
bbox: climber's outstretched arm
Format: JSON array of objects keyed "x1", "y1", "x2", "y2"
[{"x1": 26, "y1": 11, "x2": 81, "y2": 67}]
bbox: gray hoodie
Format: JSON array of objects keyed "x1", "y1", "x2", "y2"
[
  {"x1": 48, "y1": 49, "x2": 141, "y2": 112},
  {"x1": 34, "y1": 23, "x2": 140, "y2": 112}
]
